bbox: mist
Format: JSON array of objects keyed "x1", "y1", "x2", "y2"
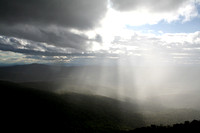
[
  {"x1": 1, "y1": 62, "x2": 200, "y2": 131},
  {"x1": 52, "y1": 63, "x2": 200, "y2": 110}
]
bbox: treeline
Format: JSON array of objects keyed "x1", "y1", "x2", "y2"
[{"x1": 126, "y1": 120, "x2": 200, "y2": 132}]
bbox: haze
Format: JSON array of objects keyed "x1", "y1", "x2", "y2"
[{"x1": 0, "y1": 0, "x2": 200, "y2": 132}]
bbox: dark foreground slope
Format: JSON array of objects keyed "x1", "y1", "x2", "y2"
[
  {"x1": 0, "y1": 81, "x2": 72, "y2": 133},
  {"x1": 0, "y1": 81, "x2": 145, "y2": 133},
  {"x1": 1, "y1": 80, "x2": 200, "y2": 132}
]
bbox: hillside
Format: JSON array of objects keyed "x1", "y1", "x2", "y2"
[
  {"x1": 1, "y1": 80, "x2": 200, "y2": 132},
  {"x1": 0, "y1": 81, "x2": 144, "y2": 132}
]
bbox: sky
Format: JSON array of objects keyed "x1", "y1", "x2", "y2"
[{"x1": 0, "y1": 0, "x2": 200, "y2": 66}]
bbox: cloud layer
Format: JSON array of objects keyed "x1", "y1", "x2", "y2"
[
  {"x1": 0, "y1": 0, "x2": 107, "y2": 29},
  {"x1": 0, "y1": 0, "x2": 107, "y2": 50},
  {"x1": 1, "y1": 30, "x2": 200, "y2": 65},
  {"x1": 110, "y1": 0, "x2": 187, "y2": 12},
  {"x1": 0, "y1": 0, "x2": 200, "y2": 65}
]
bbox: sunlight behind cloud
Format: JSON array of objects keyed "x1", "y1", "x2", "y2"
[{"x1": 91, "y1": 0, "x2": 200, "y2": 64}]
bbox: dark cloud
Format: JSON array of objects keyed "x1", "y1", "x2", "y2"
[
  {"x1": 0, "y1": 36, "x2": 77, "y2": 56},
  {"x1": 0, "y1": 0, "x2": 107, "y2": 29},
  {"x1": 110, "y1": 0, "x2": 187, "y2": 12},
  {"x1": 0, "y1": 42, "x2": 94, "y2": 57},
  {"x1": 0, "y1": 0, "x2": 107, "y2": 51},
  {"x1": 0, "y1": 24, "x2": 97, "y2": 50},
  {"x1": 0, "y1": 36, "x2": 118, "y2": 57}
]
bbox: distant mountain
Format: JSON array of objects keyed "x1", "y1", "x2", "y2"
[
  {"x1": 0, "y1": 63, "x2": 116, "y2": 82},
  {"x1": 0, "y1": 64, "x2": 124, "y2": 97},
  {"x1": 0, "y1": 63, "x2": 71, "y2": 82}
]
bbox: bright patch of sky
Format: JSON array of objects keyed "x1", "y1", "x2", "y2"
[
  {"x1": 126, "y1": 11, "x2": 200, "y2": 34},
  {"x1": 124, "y1": 3, "x2": 200, "y2": 34}
]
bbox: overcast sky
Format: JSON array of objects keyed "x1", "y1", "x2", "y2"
[{"x1": 0, "y1": 0, "x2": 200, "y2": 66}]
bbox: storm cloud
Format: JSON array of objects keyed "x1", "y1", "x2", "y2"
[
  {"x1": 0, "y1": 24, "x2": 95, "y2": 50},
  {"x1": 0, "y1": 0, "x2": 107, "y2": 50},
  {"x1": 0, "y1": 0, "x2": 107, "y2": 29}
]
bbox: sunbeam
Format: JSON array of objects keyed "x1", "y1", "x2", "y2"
[{"x1": 1, "y1": 0, "x2": 200, "y2": 132}]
